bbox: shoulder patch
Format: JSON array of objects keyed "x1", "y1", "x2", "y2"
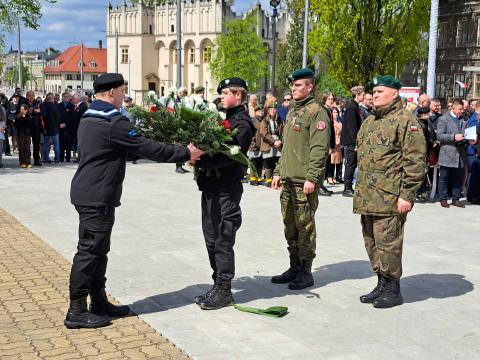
[
  {"x1": 128, "y1": 129, "x2": 139, "y2": 138},
  {"x1": 410, "y1": 125, "x2": 418, "y2": 131},
  {"x1": 315, "y1": 121, "x2": 326, "y2": 131}
]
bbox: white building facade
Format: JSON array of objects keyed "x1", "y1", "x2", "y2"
[{"x1": 106, "y1": 0, "x2": 289, "y2": 104}]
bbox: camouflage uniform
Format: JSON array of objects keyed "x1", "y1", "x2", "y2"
[
  {"x1": 274, "y1": 95, "x2": 330, "y2": 272},
  {"x1": 353, "y1": 97, "x2": 426, "y2": 279}
]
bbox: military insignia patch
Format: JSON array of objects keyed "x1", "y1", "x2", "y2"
[
  {"x1": 410, "y1": 125, "x2": 418, "y2": 131},
  {"x1": 128, "y1": 129, "x2": 138, "y2": 138},
  {"x1": 225, "y1": 79, "x2": 230, "y2": 84},
  {"x1": 315, "y1": 121, "x2": 326, "y2": 131}
]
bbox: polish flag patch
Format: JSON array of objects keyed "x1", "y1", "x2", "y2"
[
  {"x1": 410, "y1": 125, "x2": 418, "y2": 131},
  {"x1": 316, "y1": 121, "x2": 326, "y2": 131}
]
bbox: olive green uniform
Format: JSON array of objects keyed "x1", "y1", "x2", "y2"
[
  {"x1": 353, "y1": 98, "x2": 426, "y2": 279},
  {"x1": 274, "y1": 95, "x2": 330, "y2": 271}
]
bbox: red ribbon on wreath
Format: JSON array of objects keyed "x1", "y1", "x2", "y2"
[
  {"x1": 222, "y1": 119, "x2": 231, "y2": 133},
  {"x1": 150, "y1": 105, "x2": 158, "y2": 113}
]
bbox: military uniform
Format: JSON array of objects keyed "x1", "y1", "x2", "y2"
[
  {"x1": 247, "y1": 105, "x2": 264, "y2": 185},
  {"x1": 194, "y1": 77, "x2": 255, "y2": 310},
  {"x1": 354, "y1": 75, "x2": 426, "y2": 308},
  {"x1": 272, "y1": 68, "x2": 330, "y2": 290},
  {"x1": 66, "y1": 73, "x2": 191, "y2": 329}
]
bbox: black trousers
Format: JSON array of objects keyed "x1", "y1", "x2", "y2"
[
  {"x1": 31, "y1": 129, "x2": 41, "y2": 164},
  {"x1": 439, "y1": 166, "x2": 463, "y2": 201},
  {"x1": 343, "y1": 144, "x2": 357, "y2": 187},
  {"x1": 201, "y1": 182, "x2": 242, "y2": 285},
  {"x1": 59, "y1": 131, "x2": 71, "y2": 162},
  {"x1": 69, "y1": 205, "x2": 115, "y2": 300}
]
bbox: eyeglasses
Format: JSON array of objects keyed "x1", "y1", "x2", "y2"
[{"x1": 283, "y1": 98, "x2": 291, "y2": 102}]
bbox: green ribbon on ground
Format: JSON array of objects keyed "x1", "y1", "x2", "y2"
[{"x1": 233, "y1": 304, "x2": 288, "y2": 317}]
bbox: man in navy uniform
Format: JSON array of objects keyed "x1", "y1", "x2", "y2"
[{"x1": 65, "y1": 73, "x2": 204, "y2": 329}]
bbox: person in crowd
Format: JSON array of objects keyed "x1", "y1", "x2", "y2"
[
  {"x1": 71, "y1": 93, "x2": 88, "y2": 161},
  {"x1": 340, "y1": 85, "x2": 365, "y2": 197},
  {"x1": 277, "y1": 93, "x2": 292, "y2": 124},
  {"x1": 174, "y1": 87, "x2": 192, "y2": 174},
  {"x1": 437, "y1": 99, "x2": 468, "y2": 208},
  {"x1": 7, "y1": 94, "x2": 19, "y2": 153},
  {"x1": 260, "y1": 102, "x2": 282, "y2": 187},
  {"x1": 247, "y1": 95, "x2": 258, "y2": 118},
  {"x1": 415, "y1": 107, "x2": 434, "y2": 202},
  {"x1": 21, "y1": 91, "x2": 43, "y2": 166},
  {"x1": 354, "y1": 75, "x2": 426, "y2": 308},
  {"x1": 54, "y1": 93, "x2": 61, "y2": 103},
  {"x1": 193, "y1": 77, "x2": 255, "y2": 310},
  {"x1": 447, "y1": 99, "x2": 453, "y2": 111},
  {"x1": 57, "y1": 92, "x2": 75, "y2": 162},
  {"x1": 325, "y1": 107, "x2": 343, "y2": 184},
  {"x1": 0, "y1": 102, "x2": 6, "y2": 168},
  {"x1": 247, "y1": 105, "x2": 264, "y2": 186},
  {"x1": 271, "y1": 68, "x2": 330, "y2": 291},
  {"x1": 467, "y1": 102, "x2": 480, "y2": 182},
  {"x1": 1, "y1": 94, "x2": 11, "y2": 156},
  {"x1": 335, "y1": 97, "x2": 347, "y2": 123},
  {"x1": 41, "y1": 93, "x2": 61, "y2": 163},
  {"x1": 320, "y1": 91, "x2": 336, "y2": 195},
  {"x1": 264, "y1": 92, "x2": 277, "y2": 111},
  {"x1": 16, "y1": 104, "x2": 33, "y2": 168},
  {"x1": 359, "y1": 92, "x2": 373, "y2": 120},
  {"x1": 120, "y1": 96, "x2": 134, "y2": 122},
  {"x1": 85, "y1": 91, "x2": 93, "y2": 105}
]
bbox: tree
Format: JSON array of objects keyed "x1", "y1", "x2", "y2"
[
  {"x1": 309, "y1": 0, "x2": 430, "y2": 89},
  {"x1": 0, "y1": 0, "x2": 57, "y2": 47},
  {"x1": 275, "y1": 0, "x2": 308, "y2": 94},
  {"x1": 316, "y1": 74, "x2": 350, "y2": 99},
  {"x1": 5, "y1": 61, "x2": 30, "y2": 88},
  {"x1": 209, "y1": 14, "x2": 268, "y2": 93}
]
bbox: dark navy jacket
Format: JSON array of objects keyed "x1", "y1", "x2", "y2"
[{"x1": 71, "y1": 100, "x2": 190, "y2": 207}]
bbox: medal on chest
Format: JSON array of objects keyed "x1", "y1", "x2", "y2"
[{"x1": 291, "y1": 116, "x2": 301, "y2": 132}]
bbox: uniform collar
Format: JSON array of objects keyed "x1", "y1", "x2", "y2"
[
  {"x1": 292, "y1": 95, "x2": 315, "y2": 110},
  {"x1": 372, "y1": 98, "x2": 403, "y2": 118}
]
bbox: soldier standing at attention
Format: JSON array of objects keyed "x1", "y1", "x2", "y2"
[
  {"x1": 354, "y1": 76, "x2": 426, "y2": 308},
  {"x1": 66, "y1": 73, "x2": 204, "y2": 329},
  {"x1": 271, "y1": 68, "x2": 330, "y2": 290},
  {"x1": 193, "y1": 78, "x2": 255, "y2": 310}
]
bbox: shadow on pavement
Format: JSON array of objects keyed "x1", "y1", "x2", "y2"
[
  {"x1": 401, "y1": 273, "x2": 474, "y2": 303},
  {"x1": 233, "y1": 259, "x2": 374, "y2": 303}
]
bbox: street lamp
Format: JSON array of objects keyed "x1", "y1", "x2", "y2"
[{"x1": 270, "y1": 0, "x2": 280, "y2": 96}]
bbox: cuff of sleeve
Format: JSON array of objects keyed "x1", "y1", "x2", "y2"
[
  {"x1": 305, "y1": 175, "x2": 318, "y2": 184},
  {"x1": 399, "y1": 191, "x2": 416, "y2": 204}
]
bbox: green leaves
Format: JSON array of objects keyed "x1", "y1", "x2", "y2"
[
  {"x1": 309, "y1": 0, "x2": 430, "y2": 89},
  {"x1": 209, "y1": 14, "x2": 268, "y2": 93}
]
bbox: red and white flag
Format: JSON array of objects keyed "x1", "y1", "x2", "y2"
[{"x1": 455, "y1": 80, "x2": 469, "y2": 89}]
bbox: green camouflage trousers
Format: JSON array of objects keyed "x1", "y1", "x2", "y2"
[
  {"x1": 360, "y1": 214, "x2": 407, "y2": 279},
  {"x1": 280, "y1": 182, "x2": 319, "y2": 264}
]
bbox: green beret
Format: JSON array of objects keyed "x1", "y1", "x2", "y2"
[
  {"x1": 371, "y1": 75, "x2": 402, "y2": 90},
  {"x1": 288, "y1": 68, "x2": 315, "y2": 82},
  {"x1": 194, "y1": 86, "x2": 205, "y2": 93},
  {"x1": 255, "y1": 104, "x2": 264, "y2": 111},
  {"x1": 267, "y1": 102, "x2": 278, "y2": 109}
]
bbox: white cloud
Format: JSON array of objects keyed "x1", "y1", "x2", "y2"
[{"x1": 46, "y1": 23, "x2": 66, "y2": 32}]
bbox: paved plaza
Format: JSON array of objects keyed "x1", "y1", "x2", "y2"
[{"x1": 1, "y1": 156, "x2": 479, "y2": 359}]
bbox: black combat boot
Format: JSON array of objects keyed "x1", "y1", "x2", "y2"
[
  {"x1": 288, "y1": 260, "x2": 314, "y2": 290},
  {"x1": 175, "y1": 164, "x2": 188, "y2": 174},
  {"x1": 90, "y1": 288, "x2": 131, "y2": 317},
  {"x1": 271, "y1": 254, "x2": 300, "y2": 284},
  {"x1": 372, "y1": 277, "x2": 403, "y2": 308},
  {"x1": 64, "y1": 297, "x2": 111, "y2": 329},
  {"x1": 319, "y1": 185, "x2": 332, "y2": 196},
  {"x1": 198, "y1": 283, "x2": 234, "y2": 310},
  {"x1": 194, "y1": 276, "x2": 217, "y2": 304},
  {"x1": 359, "y1": 273, "x2": 386, "y2": 303}
]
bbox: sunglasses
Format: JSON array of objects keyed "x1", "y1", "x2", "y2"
[{"x1": 283, "y1": 98, "x2": 291, "y2": 101}]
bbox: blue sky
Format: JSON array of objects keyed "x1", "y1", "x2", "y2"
[{"x1": 4, "y1": 0, "x2": 275, "y2": 52}]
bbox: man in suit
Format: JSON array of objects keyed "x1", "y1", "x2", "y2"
[
  {"x1": 436, "y1": 98, "x2": 468, "y2": 208},
  {"x1": 57, "y1": 92, "x2": 75, "y2": 162},
  {"x1": 340, "y1": 86, "x2": 364, "y2": 197}
]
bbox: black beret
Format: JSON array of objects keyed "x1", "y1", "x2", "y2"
[
  {"x1": 93, "y1": 73, "x2": 125, "y2": 93},
  {"x1": 371, "y1": 75, "x2": 402, "y2": 90},
  {"x1": 416, "y1": 106, "x2": 430, "y2": 115},
  {"x1": 85, "y1": 91, "x2": 92, "y2": 96},
  {"x1": 288, "y1": 68, "x2": 315, "y2": 82},
  {"x1": 217, "y1": 77, "x2": 248, "y2": 94}
]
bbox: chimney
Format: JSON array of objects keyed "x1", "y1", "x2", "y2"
[{"x1": 99, "y1": 40, "x2": 103, "y2": 49}]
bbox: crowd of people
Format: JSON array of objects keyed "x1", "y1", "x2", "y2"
[
  {"x1": 1, "y1": 83, "x2": 479, "y2": 206},
  {"x1": 0, "y1": 88, "x2": 93, "y2": 168}
]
